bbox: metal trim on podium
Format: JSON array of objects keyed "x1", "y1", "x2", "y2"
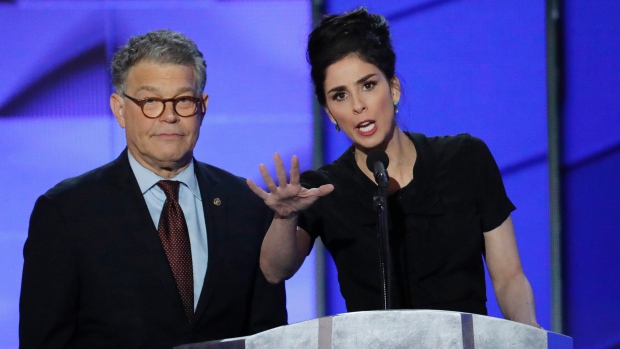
[{"x1": 176, "y1": 310, "x2": 572, "y2": 349}]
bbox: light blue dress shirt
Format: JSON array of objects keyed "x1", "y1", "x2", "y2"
[{"x1": 128, "y1": 152, "x2": 208, "y2": 310}]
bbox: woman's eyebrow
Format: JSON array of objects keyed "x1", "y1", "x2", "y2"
[{"x1": 326, "y1": 73, "x2": 378, "y2": 94}]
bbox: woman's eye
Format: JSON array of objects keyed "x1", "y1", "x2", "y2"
[
  {"x1": 363, "y1": 81, "x2": 376, "y2": 90},
  {"x1": 333, "y1": 92, "x2": 346, "y2": 101}
]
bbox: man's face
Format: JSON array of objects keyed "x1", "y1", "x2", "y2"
[{"x1": 111, "y1": 61, "x2": 208, "y2": 177}]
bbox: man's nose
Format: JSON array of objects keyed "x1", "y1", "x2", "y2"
[{"x1": 160, "y1": 101, "x2": 180, "y2": 122}]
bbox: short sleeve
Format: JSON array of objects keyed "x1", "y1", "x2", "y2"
[
  {"x1": 297, "y1": 169, "x2": 330, "y2": 241},
  {"x1": 475, "y1": 139, "x2": 516, "y2": 232}
]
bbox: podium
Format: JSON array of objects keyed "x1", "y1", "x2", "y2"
[{"x1": 177, "y1": 310, "x2": 572, "y2": 348}]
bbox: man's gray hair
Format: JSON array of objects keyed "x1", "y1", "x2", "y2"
[{"x1": 111, "y1": 29, "x2": 207, "y2": 95}]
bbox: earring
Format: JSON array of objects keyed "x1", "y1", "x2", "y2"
[
  {"x1": 332, "y1": 119, "x2": 341, "y2": 132},
  {"x1": 393, "y1": 100, "x2": 399, "y2": 114}
]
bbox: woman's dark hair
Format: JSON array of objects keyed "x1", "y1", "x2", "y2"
[{"x1": 307, "y1": 7, "x2": 396, "y2": 106}]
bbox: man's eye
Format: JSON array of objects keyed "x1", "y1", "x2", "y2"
[
  {"x1": 143, "y1": 98, "x2": 158, "y2": 105},
  {"x1": 176, "y1": 97, "x2": 195, "y2": 106}
]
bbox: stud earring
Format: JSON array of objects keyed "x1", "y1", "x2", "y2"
[{"x1": 393, "y1": 100, "x2": 399, "y2": 114}]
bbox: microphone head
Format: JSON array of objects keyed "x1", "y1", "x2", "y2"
[{"x1": 366, "y1": 149, "x2": 390, "y2": 173}]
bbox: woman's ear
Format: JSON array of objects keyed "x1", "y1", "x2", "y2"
[
  {"x1": 390, "y1": 76, "x2": 401, "y2": 103},
  {"x1": 324, "y1": 106, "x2": 336, "y2": 124}
]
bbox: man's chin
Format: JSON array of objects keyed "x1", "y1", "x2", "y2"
[
  {"x1": 138, "y1": 150, "x2": 192, "y2": 172},
  {"x1": 156, "y1": 154, "x2": 191, "y2": 166}
]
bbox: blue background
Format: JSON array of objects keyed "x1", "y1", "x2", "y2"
[
  {"x1": 562, "y1": 1, "x2": 620, "y2": 348},
  {"x1": 0, "y1": 1, "x2": 618, "y2": 348}
]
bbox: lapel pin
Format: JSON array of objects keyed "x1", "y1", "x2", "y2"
[{"x1": 213, "y1": 198, "x2": 221, "y2": 206}]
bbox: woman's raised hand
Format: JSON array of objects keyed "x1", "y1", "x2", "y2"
[{"x1": 247, "y1": 153, "x2": 334, "y2": 218}]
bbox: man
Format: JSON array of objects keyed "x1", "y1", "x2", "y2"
[{"x1": 19, "y1": 29, "x2": 287, "y2": 348}]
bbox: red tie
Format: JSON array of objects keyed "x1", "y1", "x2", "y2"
[{"x1": 157, "y1": 180, "x2": 194, "y2": 322}]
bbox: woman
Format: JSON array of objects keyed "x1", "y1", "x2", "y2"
[{"x1": 247, "y1": 7, "x2": 539, "y2": 327}]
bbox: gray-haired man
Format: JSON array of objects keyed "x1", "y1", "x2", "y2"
[{"x1": 19, "y1": 29, "x2": 287, "y2": 349}]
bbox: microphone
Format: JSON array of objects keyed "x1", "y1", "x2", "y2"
[
  {"x1": 366, "y1": 149, "x2": 390, "y2": 188},
  {"x1": 366, "y1": 148, "x2": 392, "y2": 309}
]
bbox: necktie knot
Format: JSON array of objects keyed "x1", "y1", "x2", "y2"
[{"x1": 157, "y1": 180, "x2": 181, "y2": 202}]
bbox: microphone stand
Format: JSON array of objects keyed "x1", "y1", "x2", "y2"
[{"x1": 373, "y1": 164, "x2": 392, "y2": 310}]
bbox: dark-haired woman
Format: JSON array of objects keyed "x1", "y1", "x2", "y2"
[{"x1": 247, "y1": 7, "x2": 539, "y2": 327}]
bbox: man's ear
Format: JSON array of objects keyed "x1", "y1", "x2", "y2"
[
  {"x1": 390, "y1": 76, "x2": 402, "y2": 103},
  {"x1": 110, "y1": 93, "x2": 126, "y2": 128},
  {"x1": 199, "y1": 93, "x2": 209, "y2": 124}
]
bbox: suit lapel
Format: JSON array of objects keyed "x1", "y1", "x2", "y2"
[
  {"x1": 106, "y1": 150, "x2": 183, "y2": 310},
  {"x1": 193, "y1": 161, "x2": 227, "y2": 323}
]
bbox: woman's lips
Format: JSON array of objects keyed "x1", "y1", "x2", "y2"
[{"x1": 356, "y1": 120, "x2": 377, "y2": 136}]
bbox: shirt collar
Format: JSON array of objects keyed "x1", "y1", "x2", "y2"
[
  {"x1": 127, "y1": 151, "x2": 202, "y2": 200},
  {"x1": 334, "y1": 132, "x2": 436, "y2": 188},
  {"x1": 333, "y1": 132, "x2": 443, "y2": 216}
]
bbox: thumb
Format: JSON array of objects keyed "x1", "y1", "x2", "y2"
[{"x1": 317, "y1": 184, "x2": 334, "y2": 196}]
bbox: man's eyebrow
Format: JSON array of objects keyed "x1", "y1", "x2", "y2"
[
  {"x1": 132, "y1": 86, "x2": 197, "y2": 95},
  {"x1": 174, "y1": 87, "x2": 197, "y2": 95},
  {"x1": 326, "y1": 73, "x2": 378, "y2": 94},
  {"x1": 134, "y1": 86, "x2": 159, "y2": 94}
]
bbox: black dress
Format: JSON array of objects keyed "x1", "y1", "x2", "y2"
[{"x1": 298, "y1": 133, "x2": 515, "y2": 315}]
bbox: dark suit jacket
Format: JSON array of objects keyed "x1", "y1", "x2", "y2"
[{"x1": 19, "y1": 150, "x2": 287, "y2": 349}]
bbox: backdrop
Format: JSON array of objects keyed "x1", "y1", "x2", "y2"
[
  {"x1": 3, "y1": 1, "x2": 617, "y2": 348},
  {"x1": 562, "y1": 1, "x2": 620, "y2": 348}
]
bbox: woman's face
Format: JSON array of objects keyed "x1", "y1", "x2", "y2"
[{"x1": 323, "y1": 54, "x2": 400, "y2": 151}]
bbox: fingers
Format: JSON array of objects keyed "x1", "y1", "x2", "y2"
[
  {"x1": 290, "y1": 155, "x2": 300, "y2": 186},
  {"x1": 246, "y1": 178, "x2": 269, "y2": 200},
  {"x1": 259, "y1": 163, "x2": 278, "y2": 193},
  {"x1": 317, "y1": 184, "x2": 335, "y2": 196},
  {"x1": 274, "y1": 153, "x2": 288, "y2": 187},
  {"x1": 258, "y1": 153, "x2": 301, "y2": 192},
  {"x1": 299, "y1": 184, "x2": 335, "y2": 200},
  {"x1": 304, "y1": 184, "x2": 334, "y2": 198}
]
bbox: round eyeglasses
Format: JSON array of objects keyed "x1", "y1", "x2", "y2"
[{"x1": 123, "y1": 93, "x2": 204, "y2": 119}]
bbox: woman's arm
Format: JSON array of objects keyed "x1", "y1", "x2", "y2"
[
  {"x1": 259, "y1": 214, "x2": 312, "y2": 283},
  {"x1": 247, "y1": 153, "x2": 333, "y2": 284},
  {"x1": 484, "y1": 215, "x2": 540, "y2": 328}
]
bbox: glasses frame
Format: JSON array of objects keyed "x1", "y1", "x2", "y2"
[{"x1": 122, "y1": 93, "x2": 204, "y2": 119}]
